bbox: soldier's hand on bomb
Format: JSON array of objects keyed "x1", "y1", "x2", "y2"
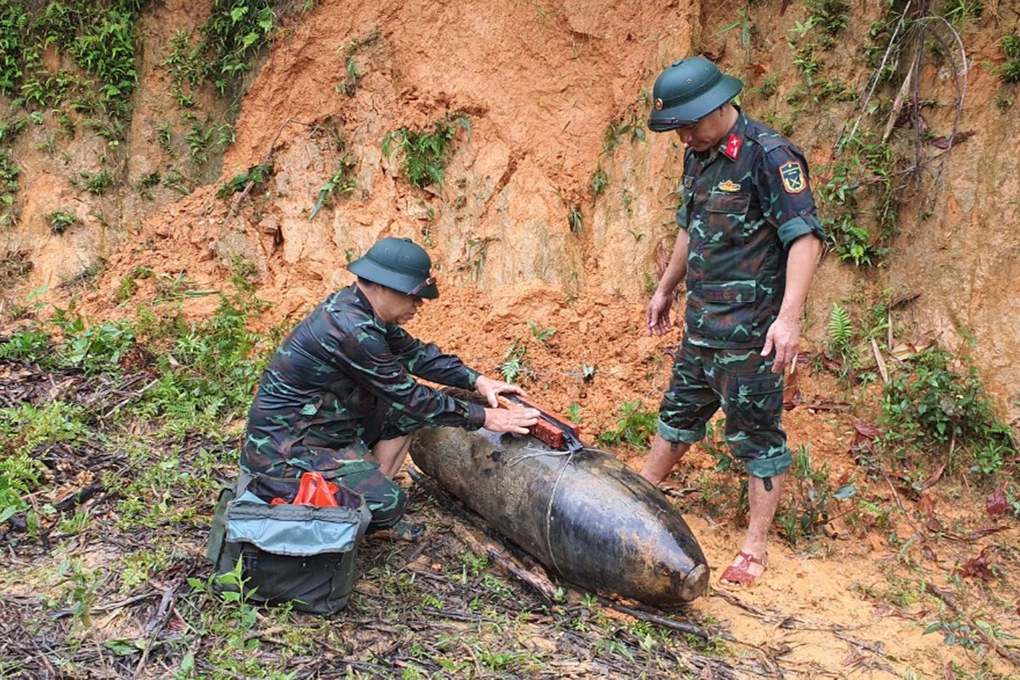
[
  {"x1": 482, "y1": 405, "x2": 540, "y2": 435},
  {"x1": 474, "y1": 374, "x2": 526, "y2": 408}
]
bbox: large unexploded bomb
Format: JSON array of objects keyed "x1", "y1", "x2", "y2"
[{"x1": 410, "y1": 426, "x2": 710, "y2": 605}]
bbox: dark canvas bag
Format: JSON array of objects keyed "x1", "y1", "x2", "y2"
[{"x1": 207, "y1": 473, "x2": 371, "y2": 615}]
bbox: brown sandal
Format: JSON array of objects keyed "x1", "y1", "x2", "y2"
[{"x1": 719, "y1": 551, "x2": 767, "y2": 586}]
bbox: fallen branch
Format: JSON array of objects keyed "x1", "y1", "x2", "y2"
[
  {"x1": 871, "y1": 338, "x2": 889, "y2": 384},
  {"x1": 595, "y1": 595, "x2": 710, "y2": 640},
  {"x1": 134, "y1": 581, "x2": 180, "y2": 679}
]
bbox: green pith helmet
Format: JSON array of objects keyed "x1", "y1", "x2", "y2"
[
  {"x1": 647, "y1": 57, "x2": 743, "y2": 132},
  {"x1": 348, "y1": 237, "x2": 439, "y2": 299}
]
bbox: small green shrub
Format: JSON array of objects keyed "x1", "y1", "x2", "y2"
[
  {"x1": 79, "y1": 169, "x2": 114, "y2": 195},
  {"x1": 0, "y1": 327, "x2": 52, "y2": 361},
  {"x1": 336, "y1": 28, "x2": 379, "y2": 96},
  {"x1": 310, "y1": 152, "x2": 356, "y2": 218},
  {"x1": 186, "y1": 121, "x2": 213, "y2": 164},
  {"x1": 217, "y1": 162, "x2": 273, "y2": 199},
  {"x1": 382, "y1": 113, "x2": 471, "y2": 188},
  {"x1": 67, "y1": 8, "x2": 139, "y2": 118},
  {"x1": 591, "y1": 164, "x2": 608, "y2": 202},
  {"x1": 0, "y1": 148, "x2": 20, "y2": 206},
  {"x1": 878, "y1": 346, "x2": 1016, "y2": 475},
  {"x1": 0, "y1": 401, "x2": 92, "y2": 526},
  {"x1": 53, "y1": 311, "x2": 137, "y2": 373},
  {"x1": 498, "y1": 340, "x2": 532, "y2": 384},
  {"x1": 114, "y1": 276, "x2": 138, "y2": 302},
  {"x1": 597, "y1": 400, "x2": 657, "y2": 450},
  {"x1": 940, "y1": 0, "x2": 983, "y2": 27},
  {"x1": 0, "y1": 2, "x2": 34, "y2": 97},
  {"x1": 805, "y1": 0, "x2": 850, "y2": 41},
  {"x1": 817, "y1": 136, "x2": 898, "y2": 267},
  {"x1": 775, "y1": 445, "x2": 857, "y2": 544},
  {"x1": 163, "y1": 30, "x2": 204, "y2": 107},
  {"x1": 998, "y1": 34, "x2": 1020, "y2": 83},
  {"x1": 47, "y1": 210, "x2": 78, "y2": 234},
  {"x1": 200, "y1": 0, "x2": 276, "y2": 94}
]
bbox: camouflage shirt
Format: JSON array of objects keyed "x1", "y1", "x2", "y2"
[
  {"x1": 676, "y1": 109, "x2": 825, "y2": 348},
  {"x1": 241, "y1": 284, "x2": 487, "y2": 476}
]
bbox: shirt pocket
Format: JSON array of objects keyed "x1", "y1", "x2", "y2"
[
  {"x1": 706, "y1": 193, "x2": 751, "y2": 245},
  {"x1": 693, "y1": 280, "x2": 758, "y2": 343}
]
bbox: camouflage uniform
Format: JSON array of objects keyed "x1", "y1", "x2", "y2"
[
  {"x1": 241, "y1": 283, "x2": 487, "y2": 531},
  {"x1": 658, "y1": 110, "x2": 825, "y2": 478}
]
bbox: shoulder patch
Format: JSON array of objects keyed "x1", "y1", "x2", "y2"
[{"x1": 779, "y1": 161, "x2": 807, "y2": 194}]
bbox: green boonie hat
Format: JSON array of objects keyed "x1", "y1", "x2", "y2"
[
  {"x1": 348, "y1": 237, "x2": 439, "y2": 299},
  {"x1": 647, "y1": 56, "x2": 743, "y2": 133}
]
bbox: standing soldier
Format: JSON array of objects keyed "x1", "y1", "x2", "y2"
[
  {"x1": 641, "y1": 57, "x2": 825, "y2": 586},
  {"x1": 241, "y1": 237, "x2": 539, "y2": 540}
]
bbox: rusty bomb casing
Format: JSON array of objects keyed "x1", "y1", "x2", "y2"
[{"x1": 410, "y1": 427, "x2": 710, "y2": 604}]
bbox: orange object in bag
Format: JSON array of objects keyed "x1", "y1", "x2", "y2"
[{"x1": 292, "y1": 471, "x2": 340, "y2": 507}]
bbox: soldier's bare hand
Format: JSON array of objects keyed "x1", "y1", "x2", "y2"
[
  {"x1": 761, "y1": 317, "x2": 800, "y2": 374},
  {"x1": 483, "y1": 406, "x2": 540, "y2": 435},
  {"x1": 474, "y1": 375, "x2": 526, "y2": 408},
  {"x1": 647, "y1": 292, "x2": 674, "y2": 336}
]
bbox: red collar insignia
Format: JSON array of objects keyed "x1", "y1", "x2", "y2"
[{"x1": 723, "y1": 134, "x2": 742, "y2": 160}]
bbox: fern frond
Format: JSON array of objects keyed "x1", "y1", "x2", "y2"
[{"x1": 828, "y1": 303, "x2": 853, "y2": 352}]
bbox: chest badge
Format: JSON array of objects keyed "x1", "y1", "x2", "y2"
[
  {"x1": 779, "y1": 160, "x2": 807, "y2": 194},
  {"x1": 716, "y1": 180, "x2": 741, "y2": 193},
  {"x1": 723, "y1": 134, "x2": 742, "y2": 160}
]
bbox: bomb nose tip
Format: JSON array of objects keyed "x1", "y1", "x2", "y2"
[{"x1": 680, "y1": 563, "x2": 710, "y2": 602}]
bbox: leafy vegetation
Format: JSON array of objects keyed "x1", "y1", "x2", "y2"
[
  {"x1": 805, "y1": 0, "x2": 850, "y2": 45},
  {"x1": 383, "y1": 112, "x2": 471, "y2": 189},
  {"x1": 163, "y1": 30, "x2": 204, "y2": 107},
  {"x1": 997, "y1": 33, "x2": 1020, "y2": 83},
  {"x1": 310, "y1": 143, "x2": 357, "y2": 218},
  {"x1": 200, "y1": 0, "x2": 276, "y2": 94},
  {"x1": 776, "y1": 445, "x2": 857, "y2": 544},
  {"x1": 0, "y1": 2, "x2": 34, "y2": 97},
  {"x1": 597, "y1": 400, "x2": 657, "y2": 450},
  {"x1": 497, "y1": 340, "x2": 533, "y2": 384},
  {"x1": 816, "y1": 135, "x2": 898, "y2": 266},
  {"x1": 0, "y1": 148, "x2": 20, "y2": 208},
  {"x1": 336, "y1": 28, "x2": 380, "y2": 97},
  {"x1": 217, "y1": 162, "x2": 274, "y2": 199},
  {"x1": 878, "y1": 346, "x2": 1016, "y2": 477},
  {"x1": 46, "y1": 210, "x2": 78, "y2": 234}
]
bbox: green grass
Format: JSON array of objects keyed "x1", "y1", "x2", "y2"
[{"x1": 0, "y1": 401, "x2": 93, "y2": 526}]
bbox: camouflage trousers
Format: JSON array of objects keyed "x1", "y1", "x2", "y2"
[
  {"x1": 657, "y1": 341, "x2": 792, "y2": 478},
  {"x1": 242, "y1": 402, "x2": 444, "y2": 533}
]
